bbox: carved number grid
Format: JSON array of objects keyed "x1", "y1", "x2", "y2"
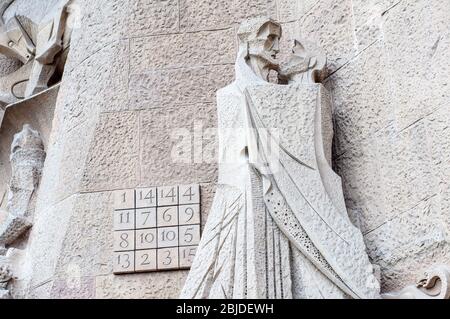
[{"x1": 113, "y1": 185, "x2": 201, "y2": 274}]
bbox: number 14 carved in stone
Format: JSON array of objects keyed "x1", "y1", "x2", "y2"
[{"x1": 112, "y1": 184, "x2": 201, "y2": 275}]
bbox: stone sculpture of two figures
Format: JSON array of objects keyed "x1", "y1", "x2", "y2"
[{"x1": 181, "y1": 17, "x2": 382, "y2": 299}]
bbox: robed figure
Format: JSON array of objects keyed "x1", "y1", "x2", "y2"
[{"x1": 181, "y1": 17, "x2": 380, "y2": 299}]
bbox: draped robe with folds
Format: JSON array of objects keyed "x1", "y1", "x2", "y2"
[{"x1": 180, "y1": 49, "x2": 380, "y2": 299}]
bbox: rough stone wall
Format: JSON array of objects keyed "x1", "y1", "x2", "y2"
[
  {"x1": 276, "y1": 0, "x2": 449, "y2": 292},
  {"x1": 3, "y1": 0, "x2": 448, "y2": 298}
]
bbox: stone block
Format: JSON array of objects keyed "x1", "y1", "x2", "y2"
[
  {"x1": 80, "y1": 111, "x2": 140, "y2": 192},
  {"x1": 336, "y1": 119, "x2": 438, "y2": 234},
  {"x1": 351, "y1": 0, "x2": 399, "y2": 31},
  {"x1": 50, "y1": 276, "x2": 96, "y2": 299},
  {"x1": 51, "y1": 192, "x2": 114, "y2": 279},
  {"x1": 276, "y1": 0, "x2": 318, "y2": 22},
  {"x1": 298, "y1": 0, "x2": 355, "y2": 72},
  {"x1": 0, "y1": 216, "x2": 32, "y2": 246},
  {"x1": 179, "y1": 0, "x2": 277, "y2": 32},
  {"x1": 329, "y1": 40, "x2": 394, "y2": 156},
  {"x1": 382, "y1": 0, "x2": 450, "y2": 130},
  {"x1": 66, "y1": 0, "x2": 130, "y2": 70},
  {"x1": 130, "y1": 29, "x2": 236, "y2": 72},
  {"x1": 61, "y1": 40, "x2": 129, "y2": 125},
  {"x1": 127, "y1": 0, "x2": 179, "y2": 37},
  {"x1": 139, "y1": 104, "x2": 218, "y2": 186},
  {"x1": 129, "y1": 65, "x2": 234, "y2": 109},
  {"x1": 95, "y1": 271, "x2": 188, "y2": 298},
  {"x1": 0, "y1": 55, "x2": 21, "y2": 77}
]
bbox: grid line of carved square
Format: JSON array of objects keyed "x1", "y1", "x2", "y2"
[{"x1": 113, "y1": 185, "x2": 200, "y2": 274}]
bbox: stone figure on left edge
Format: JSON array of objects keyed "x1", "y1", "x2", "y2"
[
  {"x1": 0, "y1": 125, "x2": 45, "y2": 252},
  {"x1": 181, "y1": 17, "x2": 380, "y2": 299},
  {"x1": 0, "y1": 125, "x2": 45, "y2": 298}
]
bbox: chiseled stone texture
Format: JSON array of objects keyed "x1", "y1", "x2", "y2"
[
  {"x1": 0, "y1": 56, "x2": 21, "y2": 77},
  {"x1": 297, "y1": 0, "x2": 356, "y2": 73},
  {"x1": 127, "y1": 0, "x2": 180, "y2": 37},
  {"x1": 326, "y1": 0, "x2": 450, "y2": 293},
  {"x1": 129, "y1": 65, "x2": 234, "y2": 109},
  {"x1": 130, "y1": 29, "x2": 236, "y2": 72},
  {"x1": 179, "y1": 0, "x2": 277, "y2": 32},
  {"x1": 80, "y1": 111, "x2": 140, "y2": 192},
  {"x1": 140, "y1": 104, "x2": 218, "y2": 186}
]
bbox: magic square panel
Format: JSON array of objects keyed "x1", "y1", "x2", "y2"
[{"x1": 112, "y1": 185, "x2": 201, "y2": 274}]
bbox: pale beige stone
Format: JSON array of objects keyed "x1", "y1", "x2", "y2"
[
  {"x1": 127, "y1": 0, "x2": 179, "y2": 37},
  {"x1": 129, "y1": 65, "x2": 234, "y2": 108},
  {"x1": 130, "y1": 29, "x2": 236, "y2": 72},
  {"x1": 298, "y1": 0, "x2": 355, "y2": 72},
  {"x1": 179, "y1": 0, "x2": 277, "y2": 32}
]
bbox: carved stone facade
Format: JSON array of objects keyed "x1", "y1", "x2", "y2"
[{"x1": 0, "y1": 0, "x2": 448, "y2": 299}]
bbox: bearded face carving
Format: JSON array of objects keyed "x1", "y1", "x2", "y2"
[{"x1": 238, "y1": 18, "x2": 282, "y2": 81}]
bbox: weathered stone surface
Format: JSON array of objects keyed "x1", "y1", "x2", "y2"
[
  {"x1": 140, "y1": 104, "x2": 218, "y2": 186},
  {"x1": 179, "y1": 0, "x2": 277, "y2": 32},
  {"x1": 276, "y1": 0, "x2": 318, "y2": 22},
  {"x1": 298, "y1": 0, "x2": 355, "y2": 72},
  {"x1": 328, "y1": 41, "x2": 393, "y2": 156},
  {"x1": 0, "y1": 55, "x2": 20, "y2": 77},
  {"x1": 50, "y1": 276, "x2": 96, "y2": 299},
  {"x1": 95, "y1": 271, "x2": 188, "y2": 298},
  {"x1": 0, "y1": 216, "x2": 32, "y2": 246},
  {"x1": 129, "y1": 65, "x2": 234, "y2": 108},
  {"x1": 127, "y1": 0, "x2": 179, "y2": 37},
  {"x1": 81, "y1": 111, "x2": 139, "y2": 192},
  {"x1": 130, "y1": 29, "x2": 236, "y2": 72},
  {"x1": 382, "y1": 0, "x2": 450, "y2": 131},
  {"x1": 25, "y1": 195, "x2": 77, "y2": 298},
  {"x1": 352, "y1": 0, "x2": 400, "y2": 31},
  {"x1": 53, "y1": 192, "x2": 113, "y2": 279},
  {"x1": 60, "y1": 40, "x2": 129, "y2": 126},
  {"x1": 66, "y1": 0, "x2": 129, "y2": 70},
  {"x1": 336, "y1": 118, "x2": 438, "y2": 234}
]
